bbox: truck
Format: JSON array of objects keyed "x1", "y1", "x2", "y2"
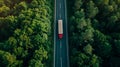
[{"x1": 58, "y1": 20, "x2": 63, "y2": 39}]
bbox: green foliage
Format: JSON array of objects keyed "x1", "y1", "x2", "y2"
[
  {"x1": 0, "y1": 50, "x2": 18, "y2": 67},
  {"x1": 29, "y1": 46, "x2": 47, "y2": 67},
  {"x1": 71, "y1": 51, "x2": 100, "y2": 67},
  {"x1": 14, "y1": 1, "x2": 27, "y2": 13},
  {"x1": 29, "y1": 59, "x2": 44, "y2": 67},
  {"x1": 85, "y1": 1, "x2": 98, "y2": 18},
  {"x1": 83, "y1": 44, "x2": 93, "y2": 55},
  {"x1": 69, "y1": 0, "x2": 101, "y2": 66},
  {"x1": 68, "y1": 0, "x2": 120, "y2": 66},
  {"x1": 74, "y1": 0, "x2": 83, "y2": 10},
  {"x1": 94, "y1": 30, "x2": 112, "y2": 58},
  {"x1": 114, "y1": 40, "x2": 120, "y2": 55},
  {"x1": 0, "y1": 5, "x2": 10, "y2": 16},
  {"x1": 0, "y1": 0, "x2": 53, "y2": 67}
]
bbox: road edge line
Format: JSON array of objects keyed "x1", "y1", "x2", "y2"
[
  {"x1": 53, "y1": 0, "x2": 56, "y2": 66},
  {"x1": 64, "y1": 0, "x2": 70, "y2": 67}
]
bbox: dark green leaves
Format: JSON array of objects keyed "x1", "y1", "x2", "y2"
[{"x1": 0, "y1": 0, "x2": 53, "y2": 67}]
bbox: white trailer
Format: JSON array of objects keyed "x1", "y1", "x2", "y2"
[{"x1": 58, "y1": 20, "x2": 63, "y2": 39}]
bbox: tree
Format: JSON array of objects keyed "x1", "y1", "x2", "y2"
[
  {"x1": 0, "y1": 0, "x2": 53, "y2": 67},
  {"x1": 68, "y1": 0, "x2": 120, "y2": 66},
  {"x1": 85, "y1": 1, "x2": 98, "y2": 18},
  {"x1": 94, "y1": 30, "x2": 112, "y2": 58},
  {"x1": 0, "y1": 50, "x2": 17, "y2": 67}
]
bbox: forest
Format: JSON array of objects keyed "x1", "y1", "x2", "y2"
[
  {"x1": 68, "y1": 0, "x2": 120, "y2": 67},
  {"x1": 0, "y1": 0, "x2": 53, "y2": 67},
  {"x1": 1, "y1": 0, "x2": 120, "y2": 67}
]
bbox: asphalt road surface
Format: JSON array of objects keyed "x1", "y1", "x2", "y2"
[{"x1": 54, "y1": 0, "x2": 69, "y2": 67}]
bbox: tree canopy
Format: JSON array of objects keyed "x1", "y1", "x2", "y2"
[
  {"x1": 68, "y1": 0, "x2": 120, "y2": 67},
  {"x1": 0, "y1": 0, "x2": 53, "y2": 67}
]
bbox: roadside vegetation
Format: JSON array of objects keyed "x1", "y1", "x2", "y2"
[
  {"x1": 0, "y1": 0, "x2": 53, "y2": 67},
  {"x1": 68, "y1": 0, "x2": 120, "y2": 67}
]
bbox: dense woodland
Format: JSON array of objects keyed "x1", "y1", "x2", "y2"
[
  {"x1": 1, "y1": 0, "x2": 120, "y2": 67},
  {"x1": 0, "y1": 0, "x2": 53, "y2": 67},
  {"x1": 68, "y1": 0, "x2": 120, "y2": 67}
]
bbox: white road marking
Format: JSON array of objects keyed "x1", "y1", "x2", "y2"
[
  {"x1": 61, "y1": 57, "x2": 62, "y2": 67},
  {"x1": 60, "y1": 40, "x2": 62, "y2": 48},
  {"x1": 60, "y1": 14, "x2": 61, "y2": 19},
  {"x1": 59, "y1": 3, "x2": 61, "y2": 19},
  {"x1": 60, "y1": 40, "x2": 62, "y2": 67},
  {"x1": 60, "y1": 3, "x2": 61, "y2": 8}
]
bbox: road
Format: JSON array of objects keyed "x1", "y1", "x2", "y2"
[{"x1": 54, "y1": 0, "x2": 69, "y2": 67}]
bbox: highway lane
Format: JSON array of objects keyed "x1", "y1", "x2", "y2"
[{"x1": 54, "y1": 0, "x2": 69, "y2": 67}]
